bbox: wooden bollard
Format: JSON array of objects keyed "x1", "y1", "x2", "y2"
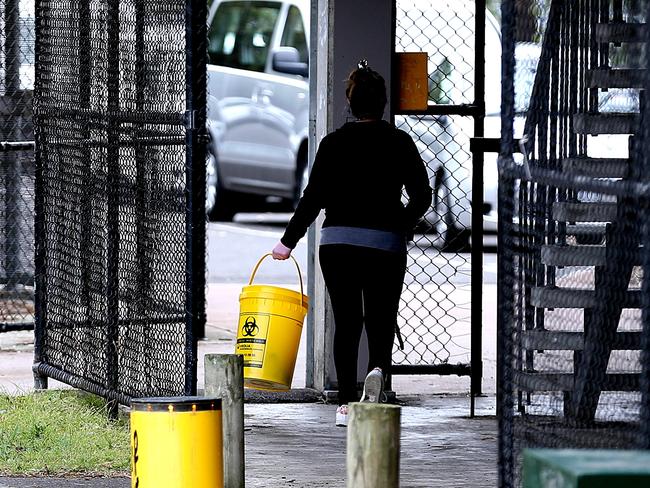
[
  {"x1": 347, "y1": 403, "x2": 401, "y2": 488},
  {"x1": 205, "y1": 354, "x2": 245, "y2": 488}
]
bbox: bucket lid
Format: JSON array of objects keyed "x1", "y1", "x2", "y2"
[{"x1": 131, "y1": 396, "x2": 222, "y2": 412}]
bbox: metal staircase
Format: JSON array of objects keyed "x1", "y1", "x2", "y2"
[{"x1": 515, "y1": 0, "x2": 645, "y2": 426}]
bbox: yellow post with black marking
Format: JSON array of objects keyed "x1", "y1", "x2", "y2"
[
  {"x1": 130, "y1": 397, "x2": 223, "y2": 488},
  {"x1": 236, "y1": 254, "x2": 309, "y2": 390}
]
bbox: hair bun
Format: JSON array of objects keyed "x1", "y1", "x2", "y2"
[{"x1": 346, "y1": 62, "x2": 387, "y2": 120}]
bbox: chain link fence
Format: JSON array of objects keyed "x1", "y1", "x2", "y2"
[
  {"x1": 499, "y1": 0, "x2": 650, "y2": 485},
  {"x1": 393, "y1": 0, "x2": 488, "y2": 383},
  {"x1": 32, "y1": 0, "x2": 207, "y2": 404},
  {"x1": 1, "y1": 0, "x2": 35, "y2": 332}
]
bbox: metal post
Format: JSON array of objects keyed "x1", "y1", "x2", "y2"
[
  {"x1": 3, "y1": 0, "x2": 21, "y2": 291},
  {"x1": 346, "y1": 403, "x2": 401, "y2": 488},
  {"x1": 641, "y1": 204, "x2": 650, "y2": 448},
  {"x1": 5, "y1": 0, "x2": 20, "y2": 95},
  {"x1": 498, "y1": 0, "x2": 516, "y2": 485},
  {"x1": 133, "y1": 0, "x2": 154, "y2": 392},
  {"x1": 106, "y1": 0, "x2": 121, "y2": 415},
  {"x1": 184, "y1": 0, "x2": 208, "y2": 394},
  {"x1": 79, "y1": 0, "x2": 93, "y2": 323},
  {"x1": 33, "y1": 0, "x2": 48, "y2": 391},
  {"x1": 204, "y1": 354, "x2": 245, "y2": 488},
  {"x1": 470, "y1": 0, "x2": 487, "y2": 416},
  {"x1": 639, "y1": 0, "x2": 650, "y2": 449}
]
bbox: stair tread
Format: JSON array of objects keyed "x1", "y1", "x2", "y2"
[
  {"x1": 586, "y1": 67, "x2": 646, "y2": 88},
  {"x1": 594, "y1": 22, "x2": 647, "y2": 43},
  {"x1": 514, "y1": 371, "x2": 640, "y2": 392},
  {"x1": 552, "y1": 202, "x2": 617, "y2": 222},
  {"x1": 541, "y1": 244, "x2": 642, "y2": 266},
  {"x1": 573, "y1": 113, "x2": 640, "y2": 135},
  {"x1": 562, "y1": 157, "x2": 629, "y2": 178},
  {"x1": 566, "y1": 223, "x2": 607, "y2": 235},
  {"x1": 531, "y1": 286, "x2": 642, "y2": 308},
  {"x1": 521, "y1": 330, "x2": 641, "y2": 350},
  {"x1": 541, "y1": 244, "x2": 607, "y2": 266}
]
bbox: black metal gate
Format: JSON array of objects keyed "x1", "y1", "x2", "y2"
[
  {"x1": 33, "y1": 0, "x2": 207, "y2": 404},
  {"x1": 392, "y1": 0, "x2": 487, "y2": 405}
]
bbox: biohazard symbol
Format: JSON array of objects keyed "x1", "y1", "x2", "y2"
[{"x1": 242, "y1": 316, "x2": 259, "y2": 337}]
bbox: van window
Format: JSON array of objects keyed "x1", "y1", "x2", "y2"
[
  {"x1": 280, "y1": 6, "x2": 308, "y2": 64},
  {"x1": 208, "y1": 1, "x2": 281, "y2": 72}
]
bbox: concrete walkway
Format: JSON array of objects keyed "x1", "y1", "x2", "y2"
[
  {"x1": 0, "y1": 283, "x2": 499, "y2": 487},
  {"x1": 0, "y1": 395, "x2": 497, "y2": 488}
]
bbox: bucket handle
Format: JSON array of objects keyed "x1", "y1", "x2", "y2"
[{"x1": 248, "y1": 254, "x2": 306, "y2": 307}]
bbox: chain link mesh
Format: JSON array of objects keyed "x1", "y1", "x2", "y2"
[
  {"x1": 1, "y1": 0, "x2": 35, "y2": 332},
  {"x1": 500, "y1": 0, "x2": 650, "y2": 485},
  {"x1": 34, "y1": 0, "x2": 206, "y2": 401},
  {"x1": 393, "y1": 0, "x2": 479, "y2": 370}
]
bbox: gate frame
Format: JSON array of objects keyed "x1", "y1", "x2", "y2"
[{"x1": 389, "y1": 0, "x2": 487, "y2": 414}]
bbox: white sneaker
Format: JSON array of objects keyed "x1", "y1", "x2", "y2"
[
  {"x1": 335, "y1": 405, "x2": 348, "y2": 427},
  {"x1": 360, "y1": 367, "x2": 384, "y2": 403}
]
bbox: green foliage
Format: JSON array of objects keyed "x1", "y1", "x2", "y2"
[{"x1": 0, "y1": 390, "x2": 130, "y2": 476}]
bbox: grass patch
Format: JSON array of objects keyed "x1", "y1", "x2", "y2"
[{"x1": 0, "y1": 390, "x2": 130, "y2": 476}]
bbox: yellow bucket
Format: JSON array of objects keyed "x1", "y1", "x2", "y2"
[
  {"x1": 130, "y1": 397, "x2": 223, "y2": 488},
  {"x1": 235, "y1": 253, "x2": 309, "y2": 391}
]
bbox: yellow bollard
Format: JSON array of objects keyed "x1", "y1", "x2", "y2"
[{"x1": 130, "y1": 397, "x2": 223, "y2": 488}]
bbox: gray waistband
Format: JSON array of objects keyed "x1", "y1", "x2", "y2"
[{"x1": 320, "y1": 226, "x2": 405, "y2": 253}]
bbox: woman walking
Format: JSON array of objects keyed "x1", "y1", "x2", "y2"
[{"x1": 272, "y1": 61, "x2": 432, "y2": 426}]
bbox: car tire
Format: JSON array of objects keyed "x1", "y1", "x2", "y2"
[
  {"x1": 433, "y1": 175, "x2": 470, "y2": 252},
  {"x1": 206, "y1": 150, "x2": 237, "y2": 222}
]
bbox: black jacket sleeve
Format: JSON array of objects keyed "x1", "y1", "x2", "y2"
[
  {"x1": 280, "y1": 136, "x2": 330, "y2": 249},
  {"x1": 401, "y1": 132, "x2": 433, "y2": 229}
]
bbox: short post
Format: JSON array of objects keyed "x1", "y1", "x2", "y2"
[
  {"x1": 347, "y1": 403, "x2": 401, "y2": 488},
  {"x1": 205, "y1": 354, "x2": 245, "y2": 488}
]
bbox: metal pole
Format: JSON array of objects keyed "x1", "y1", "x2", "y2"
[
  {"x1": 3, "y1": 0, "x2": 22, "y2": 291},
  {"x1": 638, "y1": 0, "x2": 650, "y2": 449},
  {"x1": 5, "y1": 0, "x2": 20, "y2": 95},
  {"x1": 106, "y1": 0, "x2": 121, "y2": 416},
  {"x1": 33, "y1": 0, "x2": 48, "y2": 390},
  {"x1": 204, "y1": 354, "x2": 245, "y2": 488},
  {"x1": 79, "y1": 0, "x2": 92, "y2": 326},
  {"x1": 498, "y1": 0, "x2": 516, "y2": 485},
  {"x1": 184, "y1": 0, "x2": 208, "y2": 394},
  {"x1": 470, "y1": 0, "x2": 487, "y2": 417}
]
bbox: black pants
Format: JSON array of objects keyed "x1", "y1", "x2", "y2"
[{"x1": 319, "y1": 244, "x2": 407, "y2": 405}]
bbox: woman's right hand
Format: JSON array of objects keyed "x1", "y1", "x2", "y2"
[{"x1": 272, "y1": 241, "x2": 292, "y2": 260}]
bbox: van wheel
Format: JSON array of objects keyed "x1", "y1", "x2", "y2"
[
  {"x1": 433, "y1": 176, "x2": 469, "y2": 252},
  {"x1": 207, "y1": 151, "x2": 237, "y2": 222}
]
